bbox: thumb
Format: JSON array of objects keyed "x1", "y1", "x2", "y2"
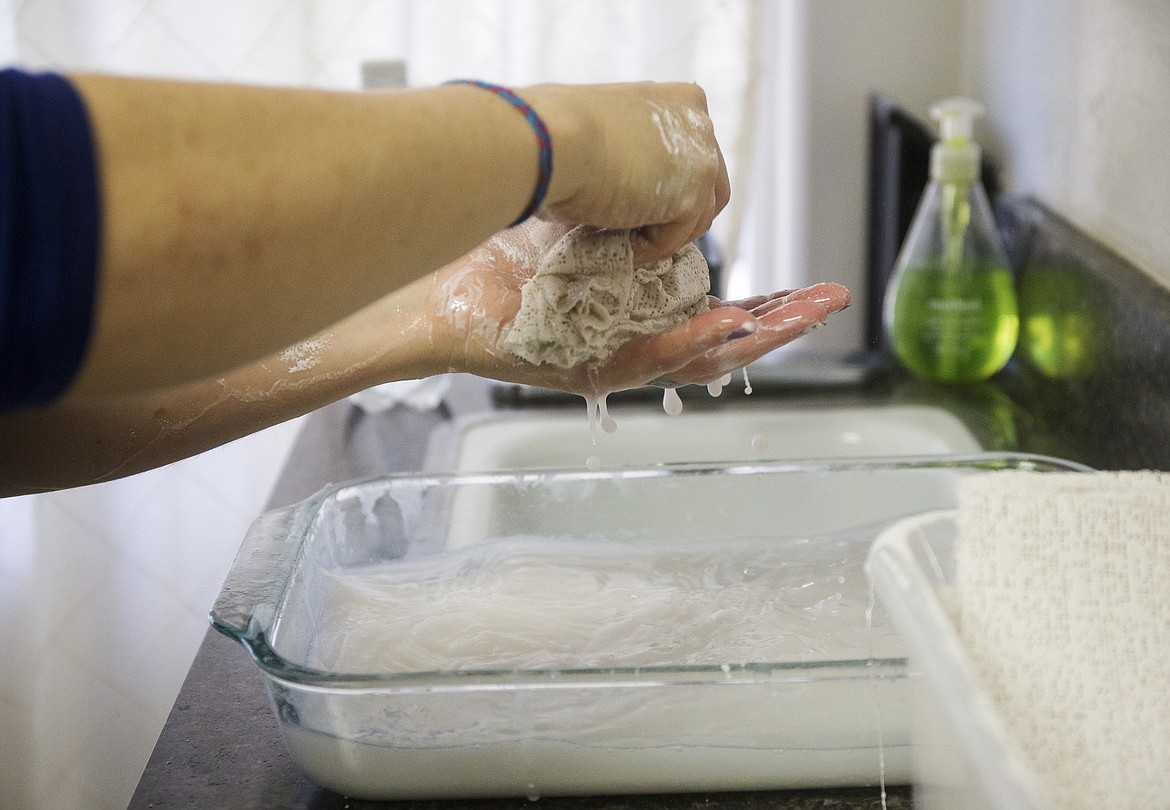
[{"x1": 630, "y1": 217, "x2": 706, "y2": 266}]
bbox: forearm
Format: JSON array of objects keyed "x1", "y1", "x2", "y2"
[
  {"x1": 66, "y1": 75, "x2": 548, "y2": 397},
  {"x1": 1, "y1": 278, "x2": 442, "y2": 495}
]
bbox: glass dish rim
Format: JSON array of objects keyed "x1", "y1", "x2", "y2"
[{"x1": 211, "y1": 451, "x2": 1090, "y2": 690}]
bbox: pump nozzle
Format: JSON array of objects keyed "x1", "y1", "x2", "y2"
[
  {"x1": 932, "y1": 97, "x2": 984, "y2": 142},
  {"x1": 929, "y1": 97, "x2": 984, "y2": 183}
]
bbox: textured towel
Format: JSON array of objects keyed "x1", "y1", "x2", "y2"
[
  {"x1": 954, "y1": 471, "x2": 1170, "y2": 809},
  {"x1": 503, "y1": 226, "x2": 711, "y2": 368}
]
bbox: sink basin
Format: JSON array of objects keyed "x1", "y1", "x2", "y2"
[{"x1": 427, "y1": 401, "x2": 985, "y2": 472}]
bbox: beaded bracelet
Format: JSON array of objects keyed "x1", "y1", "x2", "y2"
[{"x1": 445, "y1": 79, "x2": 553, "y2": 227}]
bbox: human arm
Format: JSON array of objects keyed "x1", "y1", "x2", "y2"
[
  {"x1": 0, "y1": 229, "x2": 846, "y2": 496},
  {"x1": 63, "y1": 75, "x2": 728, "y2": 398}
]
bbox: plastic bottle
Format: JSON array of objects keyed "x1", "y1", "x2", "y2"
[{"x1": 883, "y1": 98, "x2": 1018, "y2": 382}]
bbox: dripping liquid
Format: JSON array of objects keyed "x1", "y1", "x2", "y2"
[{"x1": 866, "y1": 582, "x2": 889, "y2": 810}]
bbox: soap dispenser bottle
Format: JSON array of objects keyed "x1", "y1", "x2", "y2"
[{"x1": 883, "y1": 98, "x2": 1018, "y2": 383}]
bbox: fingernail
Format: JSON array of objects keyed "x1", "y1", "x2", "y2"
[{"x1": 724, "y1": 320, "x2": 757, "y2": 342}]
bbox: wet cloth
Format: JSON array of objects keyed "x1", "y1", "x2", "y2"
[{"x1": 503, "y1": 226, "x2": 710, "y2": 368}]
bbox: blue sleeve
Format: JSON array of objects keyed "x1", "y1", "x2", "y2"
[{"x1": 0, "y1": 68, "x2": 101, "y2": 411}]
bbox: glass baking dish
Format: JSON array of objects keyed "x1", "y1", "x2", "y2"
[
  {"x1": 211, "y1": 453, "x2": 1086, "y2": 800},
  {"x1": 866, "y1": 511, "x2": 1054, "y2": 809}
]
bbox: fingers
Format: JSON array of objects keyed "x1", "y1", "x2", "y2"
[
  {"x1": 631, "y1": 217, "x2": 705, "y2": 266},
  {"x1": 566, "y1": 282, "x2": 849, "y2": 395},
  {"x1": 654, "y1": 283, "x2": 851, "y2": 386},
  {"x1": 757, "y1": 282, "x2": 851, "y2": 315},
  {"x1": 631, "y1": 129, "x2": 729, "y2": 265},
  {"x1": 584, "y1": 306, "x2": 757, "y2": 394}
]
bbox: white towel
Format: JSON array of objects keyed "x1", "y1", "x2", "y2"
[{"x1": 954, "y1": 470, "x2": 1170, "y2": 809}]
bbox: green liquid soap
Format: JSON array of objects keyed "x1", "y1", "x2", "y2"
[
  {"x1": 882, "y1": 98, "x2": 1019, "y2": 384},
  {"x1": 887, "y1": 260, "x2": 1019, "y2": 383}
]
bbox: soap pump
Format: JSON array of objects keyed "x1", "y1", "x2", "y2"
[{"x1": 883, "y1": 98, "x2": 1018, "y2": 383}]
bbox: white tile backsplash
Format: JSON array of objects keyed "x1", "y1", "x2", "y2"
[
  {"x1": 0, "y1": 418, "x2": 304, "y2": 809},
  {"x1": 0, "y1": 3, "x2": 387, "y2": 805},
  {"x1": 966, "y1": 0, "x2": 1170, "y2": 289}
]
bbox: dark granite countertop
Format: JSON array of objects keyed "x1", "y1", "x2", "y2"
[{"x1": 130, "y1": 377, "x2": 922, "y2": 810}]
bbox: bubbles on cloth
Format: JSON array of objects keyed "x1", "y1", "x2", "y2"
[{"x1": 502, "y1": 226, "x2": 710, "y2": 368}]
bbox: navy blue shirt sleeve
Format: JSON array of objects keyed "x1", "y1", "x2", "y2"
[{"x1": 0, "y1": 68, "x2": 101, "y2": 411}]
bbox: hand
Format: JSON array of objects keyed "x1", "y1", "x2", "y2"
[
  {"x1": 524, "y1": 83, "x2": 730, "y2": 265},
  {"x1": 429, "y1": 222, "x2": 850, "y2": 398},
  {"x1": 646, "y1": 285, "x2": 853, "y2": 388}
]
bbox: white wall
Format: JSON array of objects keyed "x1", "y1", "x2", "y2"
[
  {"x1": 745, "y1": 0, "x2": 966, "y2": 361},
  {"x1": 964, "y1": 0, "x2": 1170, "y2": 288},
  {"x1": 750, "y1": 0, "x2": 1170, "y2": 362},
  {"x1": 0, "y1": 4, "x2": 758, "y2": 807}
]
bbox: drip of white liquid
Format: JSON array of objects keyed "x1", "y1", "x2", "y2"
[
  {"x1": 582, "y1": 394, "x2": 616, "y2": 467},
  {"x1": 598, "y1": 395, "x2": 618, "y2": 434},
  {"x1": 750, "y1": 434, "x2": 769, "y2": 455},
  {"x1": 706, "y1": 373, "x2": 733, "y2": 398},
  {"x1": 866, "y1": 583, "x2": 889, "y2": 810},
  {"x1": 584, "y1": 396, "x2": 599, "y2": 446},
  {"x1": 742, "y1": 367, "x2": 753, "y2": 395},
  {"x1": 662, "y1": 387, "x2": 683, "y2": 416}
]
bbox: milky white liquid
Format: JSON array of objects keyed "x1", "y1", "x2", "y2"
[
  {"x1": 283, "y1": 530, "x2": 911, "y2": 799},
  {"x1": 310, "y1": 533, "x2": 903, "y2": 673},
  {"x1": 662, "y1": 387, "x2": 683, "y2": 416},
  {"x1": 867, "y1": 583, "x2": 890, "y2": 810},
  {"x1": 584, "y1": 369, "x2": 748, "y2": 466}
]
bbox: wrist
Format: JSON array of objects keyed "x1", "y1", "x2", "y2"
[
  {"x1": 518, "y1": 85, "x2": 592, "y2": 219},
  {"x1": 446, "y1": 80, "x2": 555, "y2": 226}
]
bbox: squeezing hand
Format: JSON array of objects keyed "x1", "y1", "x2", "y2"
[{"x1": 429, "y1": 221, "x2": 850, "y2": 398}]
